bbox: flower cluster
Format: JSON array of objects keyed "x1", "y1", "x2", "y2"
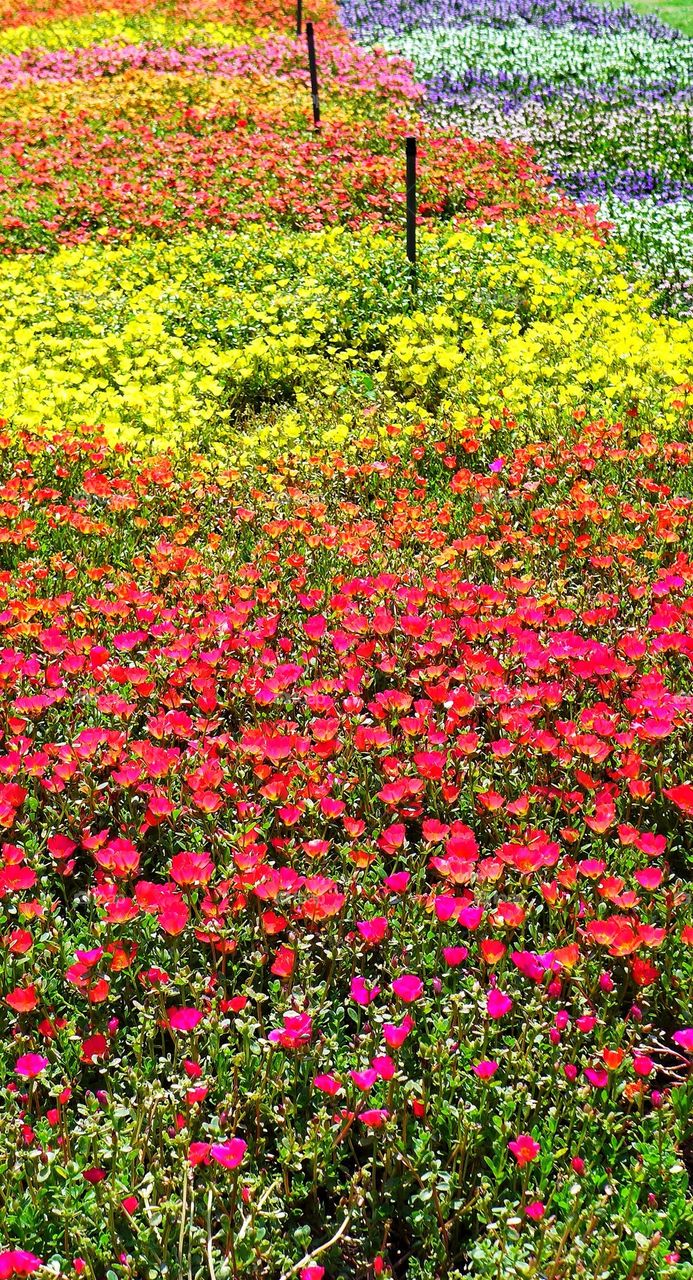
[
  {"x1": 0, "y1": 223, "x2": 689, "y2": 457},
  {"x1": 343, "y1": 0, "x2": 693, "y2": 312}
]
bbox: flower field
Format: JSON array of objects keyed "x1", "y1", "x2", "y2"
[{"x1": 0, "y1": 0, "x2": 693, "y2": 1278}]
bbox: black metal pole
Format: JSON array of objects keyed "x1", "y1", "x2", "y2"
[
  {"x1": 306, "y1": 22, "x2": 320, "y2": 127},
  {"x1": 406, "y1": 136, "x2": 416, "y2": 271},
  {"x1": 296, "y1": 0, "x2": 302, "y2": 37}
]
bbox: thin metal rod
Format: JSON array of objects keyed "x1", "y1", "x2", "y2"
[
  {"x1": 296, "y1": 0, "x2": 302, "y2": 37},
  {"x1": 306, "y1": 22, "x2": 320, "y2": 127},
  {"x1": 406, "y1": 135, "x2": 417, "y2": 270}
]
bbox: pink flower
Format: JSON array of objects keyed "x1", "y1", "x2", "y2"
[
  {"x1": 508, "y1": 1134, "x2": 540, "y2": 1166},
  {"x1": 584, "y1": 1067, "x2": 608, "y2": 1089},
  {"x1": 313, "y1": 1073, "x2": 341, "y2": 1096},
  {"x1": 673, "y1": 1028, "x2": 693, "y2": 1053},
  {"x1": 356, "y1": 917, "x2": 388, "y2": 945},
  {"x1": 300, "y1": 1267, "x2": 325, "y2": 1280},
  {"x1": 383, "y1": 1015, "x2": 414, "y2": 1048},
  {"x1": 472, "y1": 1060, "x2": 499, "y2": 1080},
  {"x1": 303, "y1": 615, "x2": 327, "y2": 642},
  {"x1": 0, "y1": 1252, "x2": 43, "y2": 1278},
  {"x1": 632, "y1": 1054, "x2": 654, "y2": 1077},
  {"x1": 210, "y1": 1138, "x2": 247, "y2": 1169},
  {"x1": 383, "y1": 871, "x2": 410, "y2": 894},
  {"x1": 486, "y1": 989, "x2": 512, "y2": 1019},
  {"x1": 443, "y1": 946, "x2": 468, "y2": 967},
  {"x1": 350, "y1": 1069, "x2": 378, "y2": 1091},
  {"x1": 350, "y1": 976, "x2": 380, "y2": 1006},
  {"x1": 458, "y1": 905, "x2": 484, "y2": 930},
  {"x1": 392, "y1": 974, "x2": 423, "y2": 1003},
  {"x1": 14, "y1": 1053, "x2": 48, "y2": 1079},
  {"x1": 526, "y1": 1201, "x2": 545, "y2": 1221},
  {"x1": 168, "y1": 1007, "x2": 204, "y2": 1033},
  {"x1": 269, "y1": 1012, "x2": 313, "y2": 1050}
]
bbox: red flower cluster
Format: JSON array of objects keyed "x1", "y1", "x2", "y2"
[
  {"x1": 0, "y1": 419, "x2": 690, "y2": 1272},
  {"x1": 0, "y1": 107, "x2": 599, "y2": 254}
]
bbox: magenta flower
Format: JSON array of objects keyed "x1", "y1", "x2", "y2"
[
  {"x1": 350, "y1": 1068, "x2": 378, "y2": 1091},
  {"x1": 383, "y1": 871, "x2": 410, "y2": 893},
  {"x1": 526, "y1": 1201, "x2": 545, "y2": 1220},
  {"x1": 313, "y1": 1073, "x2": 341, "y2": 1096},
  {"x1": 472, "y1": 1060, "x2": 499, "y2": 1080},
  {"x1": 0, "y1": 1251, "x2": 43, "y2": 1278},
  {"x1": 486, "y1": 989, "x2": 512, "y2": 1019},
  {"x1": 356, "y1": 917, "x2": 388, "y2": 945},
  {"x1": 210, "y1": 1138, "x2": 247, "y2": 1169},
  {"x1": 458, "y1": 905, "x2": 484, "y2": 929},
  {"x1": 168, "y1": 1007, "x2": 204, "y2": 1032},
  {"x1": 673, "y1": 1028, "x2": 693, "y2": 1052},
  {"x1": 269, "y1": 1012, "x2": 313, "y2": 1050},
  {"x1": 383, "y1": 1015, "x2": 414, "y2": 1048},
  {"x1": 508, "y1": 1134, "x2": 540, "y2": 1166},
  {"x1": 14, "y1": 1053, "x2": 48, "y2": 1079},
  {"x1": 350, "y1": 976, "x2": 380, "y2": 1006},
  {"x1": 434, "y1": 895, "x2": 458, "y2": 922},
  {"x1": 392, "y1": 974, "x2": 423, "y2": 1003}
]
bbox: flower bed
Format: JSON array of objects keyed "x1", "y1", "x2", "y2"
[
  {"x1": 342, "y1": 0, "x2": 693, "y2": 313},
  {"x1": 0, "y1": 0, "x2": 691, "y2": 1278}
]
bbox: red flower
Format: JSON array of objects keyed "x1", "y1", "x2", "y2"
[
  {"x1": 189, "y1": 1142, "x2": 211, "y2": 1166},
  {"x1": 359, "y1": 1109, "x2": 389, "y2": 1129},
  {"x1": 664, "y1": 783, "x2": 693, "y2": 815},
  {"x1": 170, "y1": 851, "x2": 214, "y2": 886},
  {"x1": 270, "y1": 945, "x2": 296, "y2": 978},
  {"x1": 5, "y1": 984, "x2": 37, "y2": 1013}
]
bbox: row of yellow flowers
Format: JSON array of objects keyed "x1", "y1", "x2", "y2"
[{"x1": 0, "y1": 224, "x2": 689, "y2": 460}]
